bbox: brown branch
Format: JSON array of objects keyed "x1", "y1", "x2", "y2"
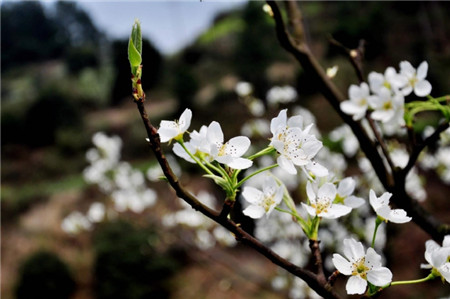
[
  {"x1": 366, "y1": 113, "x2": 396, "y2": 174},
  {"x1": 134, "y1": 99, "x2": 341, "y2": 299},
  {"x1": 267, "y1": 0, "x2": 449, "y2": 242},
  {"x1": 402, "y1": 121, "x2": 450, "y2": 177},
  {"x1": 309, "y1": 239, "x2": 327, "y2": 285},
  {"x1": 329, "y1": 37, "x2": 365, "y2": 83}
]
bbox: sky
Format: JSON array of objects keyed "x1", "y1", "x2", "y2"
[{"x1": 42, "y1": 0, "x2": 247, "y2": 55}]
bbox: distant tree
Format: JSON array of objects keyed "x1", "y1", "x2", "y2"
[{"x1": 1, "y1": 1, "x2": 66, "y2": 71}]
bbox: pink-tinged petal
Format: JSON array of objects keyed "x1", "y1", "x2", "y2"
[
  {"x1": 277, "y1": 156, "x2": 297, "y2": 175},
  {"x1": 287, "y1": 115, "x2": 303, "y2": 129},
  {"x1": 178, "y1": 108, "x2": 192, "y2": 132},
  {"x1": 344, "y1": 196, "x2": 365, "y2": 208},
  {"x1": 332, "y1": 254, "x2": 352, "y2": 275},
  {"x1": 346, "y1": 275, "x2": 367, "y2": 295},
  {"x1": 416, "y1": 61, "x2": 428, "y2": 80},
  {"x1": 323, "y1": 204, "x2": 351, "y2": 219},
  {"x1": 301, "y1": 202, "x2": 317, "y2": 217},
  {"x1": 338, "y1": 177, "x2": 355, "y2": 197},
  {"x1": 388, "y1": 208, "x2": 411, "y2": 223},
  {"x1": 207, "y1": 121, "x2": 224, "y2": 144},
  {"x1": 318, "y1": 183, "x2": 337, "y2": 200},
  {"x1": 243, "y1": 205, "x2": 265, "y2": 219},
  {"x1": 227, "y1": 157, "x2": 253, "y2": 170},
  {"x1": 367, "y1": 267, "x2": 392, "y2": 286},
  {"x1": 270, "y1": 109, "x2": 287, "y2": 134},
  {"x1": 365, "y1": 247, "x2": 382, "y2": 268},
  {"x1": 306, "y1": 181, "x2": 316, "y2": 202},
  {"x1": 414, "y1": 80, "x2": 432, "y2": 97},
  {"x1": 343, "y1": 238, "x2": 365, "y2": 261},
  {"x1": 225, "y1": 136, "x2": 251, "y2": 157}
]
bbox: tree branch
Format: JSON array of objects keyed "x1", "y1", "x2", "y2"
[
  {"x1": 267, "y1": 0, "x2": 449, "y2": 242},
  {"x1": 134, "y1": 99, "x2": 341, "y2": 299},
  {"x1": 329, "y1": 37, "x2": 365, "y2": 83},
  {"x1": 402, "y1": 121, "x2": 450, "y2": 177}
]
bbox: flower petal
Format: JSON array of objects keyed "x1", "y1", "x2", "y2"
[
  {"x1": 323, "y1": 204, "x2": 352, "y2": 219},
  {"x1": 178, "y1": 108, "x2": 192, "y2": 132},
  {"x1": 338, "y1": 177, "x2": 355, "y2": 197},
  {"x1": 270, "y1": 109, "x2": 287, "y2": 135},
  {"x1": 318, "y1": 183, "x2": 337, "y2": 200},
  {"x1": 346, "y1": 275, "x2": 367, "y2": 295},
  {"x1": 343, "y1": 238, "x2": 365, "y2": 261},
  {"x1": 332, "y1": 254, "x2": 352, "y2": 275},
  {"x1": 242, "y1": 187, "x2": 263, "y2": 205},
  {"x1": 225, "y1": 136, "x2": 251, "y2": 157},
  {"x1": 207, "y1": 121, "x2": 224, "y2": 144},
  {"x1": 277, "y1": 155, "x2": 297, "y2": 175},
  {"x1": 344, "y1": 196, "x2": 365, "y2": 208},
  {"x1": 227, "y1": 157, "x2": 253, "y2": 170},
  {"x1": 367, "y1": 267, "x2": 392, "y2": 286},
  {"x1": 301, "y1": 202, "x2": 317, "y2": 217},
  {"x1": 388, "y1": 208, "x2": 411, "y2": 223},
  {"x1": 416, "y1": 61, "x2": 428, "y2": 80},
  {"x1": 243, "y1": 205, "x2": 265, "y2": 219},
  {"x1": 414, "y1": 80, "x2": 432, "y2": 97},
  {"x1": 365, "y1": 247, "x2": 382, "y2": 268}
]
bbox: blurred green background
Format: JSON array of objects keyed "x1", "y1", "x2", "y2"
[{"x1": 2, "y1": 1, "x2": 450, "y2": 299}]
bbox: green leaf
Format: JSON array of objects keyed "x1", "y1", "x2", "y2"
[
  {"x1": 128, "y1": 37, "x2": 141, "y2": 68},
  {"x1": 132, "y1": 19, "x2": 142, "y2": 54}
]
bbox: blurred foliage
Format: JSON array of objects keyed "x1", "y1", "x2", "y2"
[
  {"x1": 93, "y1": 221, "x2": 180, "y2": 299},
  {"x1": 15, "y1": 250, "x2": 76, "y2": 299}
]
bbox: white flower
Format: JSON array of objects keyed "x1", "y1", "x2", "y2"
[
  {"x1": 87, "y1": 202, "x2": 105, "y2": 223},
  {"x1": 421, "y1": 235, "x2": 450, "y2": 283},
  {"x1": 267, "y1": 86, "x2": 297, "y2": 107},
  {"x1": 61, "y1": 211, "x2": 92, "y2": 234},
  {"x1": 337, "y1": 177, "x2": 365, "y2": 208},
  {"x1": 235, "y1": 81, "x2": 253, "y2": 97},
  {"x1": 206, "y1": 121, "x2": 252, "y2": 169},
  {"x1": 270, "y1": 110, "x2": 327, "y2": 176},
  {"x1": 326, "y1": 65, "x2": 339, "y2": 79},
  {"x1": 369, "y1": 87, "x2": 404, "y2": 124},
  {"x1": 368, "y1": 67, "x2": 403, "y2": 94},
  {"x1": 158, "y1": 108, "x2": 192, "y2": 143},
  {"x1": 332, "y1": 238, "x2": 392, "y2": 295},
  {"x1": 242, "y1": 176, "x2": 283, "y2": 219},
  {"x1": 302, "y1": 182, "x2": 351, "y2": 219},
  {"x1": 369, "y1": 190, "x2": 411, "y2": 223},
  {"x1": 340, "y1": 82, "x2": 372, "y2": 120},
  {"x1": 398, "y1": 61, "x2": 432, "y2": 97}
]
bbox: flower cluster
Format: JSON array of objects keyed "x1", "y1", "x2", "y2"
[{"x1": 340, "y1": 61, "x2": 432, "y2": 134}]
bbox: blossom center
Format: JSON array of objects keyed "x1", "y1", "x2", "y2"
[
  {"x1": 312, "y1": 197, "x2": 332, "y2": 214},
  {"x1": 262, "y1": 194, "x2": 276, "y2": 212},
  {"x1": 352, "y1": 257, "x2": 369, "y2": 279},
  {"x1": 409, "y1": 76, "x2": 418, "y2": 87},
  {"x1": 382, "y1": 101, "x2": 393, "y2": 110}
]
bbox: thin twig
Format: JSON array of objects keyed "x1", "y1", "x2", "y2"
[
  {"x1": 402, "y1": 121, "x2": 450, "y2": 177},
  {"x1": 329, "y1": 37, "x2": 365, "y2": 83},
  {"x1": 267, "y1": 0, "x2": 449, "y2": 242},
  {"x1": 134, "y1": 98, "x2": 341, "y2": 299},
  {"x1": 366, "y1": 113, "x2": 396, "y2": 173}
]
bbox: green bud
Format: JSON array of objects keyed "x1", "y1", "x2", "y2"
[{"x1": 128, "y1": 19, "x2": 142, "y2": 74}]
